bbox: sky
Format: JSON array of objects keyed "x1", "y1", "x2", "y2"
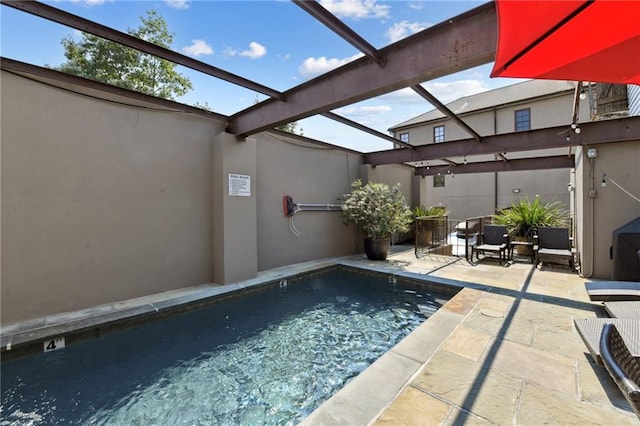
[{"x1": 1, "y1": 0, "x2": 528, "y2": 152}]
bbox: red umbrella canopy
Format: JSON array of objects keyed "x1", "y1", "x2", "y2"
[{"x1": 491, "y1": 0, "x2": 640, "y2": 84}]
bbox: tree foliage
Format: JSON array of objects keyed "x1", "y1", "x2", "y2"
[
  {"x1": 276, "y1": 122, "x2": 303, "y2": 135},
  {"x1": 57, "y1": 10, "x2": 192, "y2": 100}
]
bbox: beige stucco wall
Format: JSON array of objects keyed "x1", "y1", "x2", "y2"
[
  {"x1": 419, "y1": 173, "x2": 495, "y2": 220},
  {"x1": 496, "y1": 169, "x2": 570, "y2": 210},
  {"x1": 212, "y1": 133, "x2": 258, "y2": 283},
  {"x1": 418, "y1": 169, "x2": 570, "y2": 222},
  {"x1": 576, "y1": 141, "x2": 640, "y2": 279},
  {"x1": 1, "y1": 71, "x2": 222, "y2": 323},
  {"x1": 255, "y1": 136, "x2": 416, "y2": 271},
  {"x1": 1, "y1": 69, "x2": 421, "y2": 324},
  {"x1": 362, "y1": 163, "x2": 415, "y2": 203},
  {"x1": 255, "y1": 132, "x2": 363, "y2": 271}
]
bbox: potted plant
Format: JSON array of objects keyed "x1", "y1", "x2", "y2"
[
  {"x1": 413, "y1": 205, "x2": 447, "y2": 246},
  {"x1": 341, "y1": 179, "x2": 413, "y2": 260},
  {"x1": 493, "y1": 197, "x2": 570, "y2": 254}
]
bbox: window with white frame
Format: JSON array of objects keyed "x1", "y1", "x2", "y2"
[
  {"x1": 399, "y1": 132, "x2": 409, "y2": 143},
  {"x1": 433, "y1": 125, "x2": 445, "y2": 143},
  {"x1": 514, "y1": 108, "x2": 531, "y2": 131}
]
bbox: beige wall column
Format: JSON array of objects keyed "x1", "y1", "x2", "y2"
[
  {"x1": 212, "y1": 133, "x2": 258, "y2": 283},
  {"x1": 577, "y1": 142, "x2": 640, "y2": 279},
  {"x1": 574, "y1": 149, "x2": 593, "y2": 277}
]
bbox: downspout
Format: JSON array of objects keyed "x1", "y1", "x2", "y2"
[
  {"x1": 493, "y1": 107, "x2": 498, "y2": 213},
  {"x1": 580, "y1": 156, "x2": 595, "y2": 278}
]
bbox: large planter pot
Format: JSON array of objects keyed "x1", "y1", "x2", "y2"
[
  {"x1": 514, "y1": 235, "x2": 533, "y2": 255},
  {"x1": 364, "y1": 237, "x2": 390, "y2": 260}
]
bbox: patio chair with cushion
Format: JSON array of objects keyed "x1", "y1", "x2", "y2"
[
  {"x1": 473, "y1": 224, "x2": 508, "y2": 265},
  {"x1": 534, "y1": 226, "x2": 574, "y2": 270},
  {"x1": 599, "y1": 323, "x2": 640, "y2": 420}
]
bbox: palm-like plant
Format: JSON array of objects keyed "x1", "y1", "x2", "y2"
[{"x1": 493, "y1": 197, "x2": 570, "y2": 240}]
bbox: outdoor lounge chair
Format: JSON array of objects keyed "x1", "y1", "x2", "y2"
[
  {"x1": 473, "y1": 224, "x2": 508, "y2": 265},
  {"x1": 534, "y1": 226, "x2": 574, "y2": 270},
  {"x1": 599, "y1": 323, "x2": 640, "y2": 419},
  {"x1": 573, "y1": 318, "x2": 640, "y2": 364},
  {"x1": 604, "y1": 301, "x2": 640, "y2": 319},
  {"x1": 585, "y1": 281, "x2": 640, "y2": 301}
]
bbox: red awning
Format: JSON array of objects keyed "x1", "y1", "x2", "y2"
[{"x1": 491, "y1": 0, "x2": 640, "y2": 84}]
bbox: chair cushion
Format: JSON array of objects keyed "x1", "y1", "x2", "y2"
[
  {"x1": 537, "y1": 248, "x2": 572, "y2": 257},
  {"x1": 476, "y1": 243, "x2": 506, "y2": 251}
]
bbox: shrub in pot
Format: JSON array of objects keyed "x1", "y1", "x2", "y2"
[
  {"x1": 413, "y1": 205, "x2": 447, "y2": 246},
  {"x1": 493, "y1": 197, "x2": 570, "y2": 254},
  {"x1": 341, "y1": 179, "x2": 413, "y2": 260}
]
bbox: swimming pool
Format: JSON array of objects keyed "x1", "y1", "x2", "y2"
[{"x1": 1, "y1": 267, "x2": 453, "y2": 425}]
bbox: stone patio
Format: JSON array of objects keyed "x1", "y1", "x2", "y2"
[{"x1": 357, "y1": 246, "x2": 637, "y2": 425}]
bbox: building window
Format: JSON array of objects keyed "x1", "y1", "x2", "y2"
[
  {"x1": 433, "y1": 175, "x2": 445, "y2": 187},
  {"x1": 433, "y1": 125, "x2": 445, "y2": 143},
  {"x1": 394, "y1": 132, "x2": 409, "y2": 149},
  {"x1": 514, "y1": 108, "x2": 531, "y2": 131}
]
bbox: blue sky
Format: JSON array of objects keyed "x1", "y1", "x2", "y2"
[{"x1": 1, "y1": 0, "x2": 528, "y2": 152}]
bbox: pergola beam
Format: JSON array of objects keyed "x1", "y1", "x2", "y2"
[
  {"x1": 364, "y1": 116, "x2": 640, "y2": 165},
  {"x1": 0, "y1": 0, "x2": 285, "y2": 101},
  {"x1": 292, "y1": 0, "x2": 384, "y2": 65},
  {"x1": 415, "y1": 155, "x2": 575, "y2": 176},
  {"x1": 229, "y1": 2, "x2": 497, "y2": 137},
  {"x1": 321, "y1": 112, "x2": 413, "y2": 149},
  {"x1": 410, "y1": 84, "x2": 482, "y2": 142}
]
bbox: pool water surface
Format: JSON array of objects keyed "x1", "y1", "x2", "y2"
[{"x1": 1, "y1": 268, "x2": 451, "y2": 425}]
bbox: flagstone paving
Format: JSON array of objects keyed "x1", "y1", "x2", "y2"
[{"x1": 365, "y1": 247, "x2": 638, "y2": 425}]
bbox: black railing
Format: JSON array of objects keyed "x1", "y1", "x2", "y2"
[{"x1": 415, "y1": 216, "x2": 493, "y2": 260}]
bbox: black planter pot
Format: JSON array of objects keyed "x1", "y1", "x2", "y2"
[{"x1": 364, "y1": 237, "x2": 390, "y2": 260}]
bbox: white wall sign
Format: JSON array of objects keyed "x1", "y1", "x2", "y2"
[{"x1": 229, "y1": 174, "x2": 251, "y2": 197}]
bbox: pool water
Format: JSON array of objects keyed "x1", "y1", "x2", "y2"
[{"x1": 1, "y1": 268, "x2": 449, "y2": 425}]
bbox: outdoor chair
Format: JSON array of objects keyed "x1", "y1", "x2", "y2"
[
  {"x1": 473, "y1": 224, "x2": 508, "y2": 265},
  {"x1": 604, "y1": 301, "x2": 640, "y2": 319},
  {"x1": 599, "y1": 323, "x2": 640, "y2": 420},
  {"x1": 534, "y1": 226, "x2": 574, "y2": 270}
]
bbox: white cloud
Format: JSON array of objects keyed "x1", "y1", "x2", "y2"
[
  {"x1": 319, "y1": 0, "x2": 390, "y2": 19},
  {"x1": 68, "y1": 0, "x2": 106, "y2": 6},
  {"x1": 181, "y1": 39, "x2": 213, "y2": 57},
  {"x1": 239, "y1": 42, "x2": 267, "y2": 59},
  {"x1": 299, "y1": 53, "x2": 363, "y2": 78},
  {"x1": 386, "y1": 20, "x2": 431, "y2": 43},
  {"x1": 335, "y1": 105, "x2": 391, "y2": 117},
  {"x1": 223, "y1": 46, "x2": 238, "y2": 57},
  {"x1": 380, "y1": 80, "x2": 490, "y2": 106},
  {"x1": 424, "y1": 80, "x2": 490, "y2": 104},
  {"x1": 166, "y1": 0, "x2": 189, "y2": 10},
  {"x1": 409, "y1": 2, "x2": 423, "y2": 10}
]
